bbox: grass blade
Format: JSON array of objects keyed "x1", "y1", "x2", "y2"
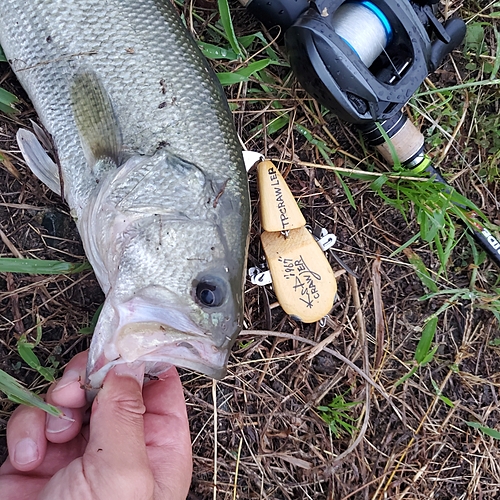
[
  {"x1": 217, "y1": 0, "x2": 243, "y2": 58},
  {"x1": 390, "y1": 233, "x2": 421, "y2": 258},
  {"x1": 198, "y1": 41, "x2": 238, "y2": 60},
  {"x1": 415, "y1": 318, "x2": 438, "y2": 364},
  {"x1": 491, "y1": 26, "x2": 500, "y2": 79},
  {"x1": 295, "y1": 123, "x2": 356, "y2": 208},
  {"x1": 0, "y1": 369, "x2": 63, "y2": 417},
  {"x1": 394, "y1": 364, "x2": 419, "y2": 387},
  {"x1": 403, "y1": 248, "x2": 439, "y2": 293},
  {"x1": 395, "y1": 344, "x2": 438, "y2": 388},
  {"x1": 431, "y1": 378, "x2": 454, "y2": 407},
  {"x1": 335, "y1": 172, "x2": 356, "y2": 208},
  {"x1": 467, "y1": 421, "x2": 500, "y2": 440},
  {"x1": 0, "y1": 258, "x2": 92, "y2": 274},
  {"x1": 0, "y1": 87, "x2": 19, "y2": 114},
  {"x1": 79, "y1": 303, "x2": 103, "y2": 335},
  {"x1": 416, "y1": 78, "x2": 500, "y2": 97},
  {"x1": 18, "y1": 323, "x2": 56, "y2": 383},
  {"x1": 217, "y1": 59, "x2": 272, "y2": 85},
  {"x1": 18, "y1": 339, "x2": 56, "y2": 382}
]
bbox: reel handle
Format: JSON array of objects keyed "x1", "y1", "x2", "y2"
[{"x1": 429, "y1": 17, "x2": 467, "y2": 72}]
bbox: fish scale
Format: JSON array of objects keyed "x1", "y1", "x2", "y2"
[{"x1": 0, "y1": 0, "x2": 250, "y2": 392}]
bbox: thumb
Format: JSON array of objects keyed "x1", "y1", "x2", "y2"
[{"x1": 83, "y1": 363, "x2": 154, "y2": 498}]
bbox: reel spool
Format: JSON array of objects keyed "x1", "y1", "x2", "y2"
[{"x1": 331, "y1": 1, "x2": 392, "y2": 69}]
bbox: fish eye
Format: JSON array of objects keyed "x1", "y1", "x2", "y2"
[{"x1": 195, "y1": 278, "x2": 226, "y2": 307}]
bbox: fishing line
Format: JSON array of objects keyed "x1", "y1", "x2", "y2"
[{"x1": 331, "y1": 0, "x2": 392, "y2": 68}]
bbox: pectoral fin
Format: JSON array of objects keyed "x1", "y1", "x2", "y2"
[
  {"x1": 17, "y1": 129, "x2": 61, "y2": 195},
  {"x1": 70, "y1": 71, "x2": 122, "y2": 172}
]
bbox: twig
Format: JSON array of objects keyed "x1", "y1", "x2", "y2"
[
  {"x1": 232, "y1": 437, "x2": 243, "y2": 500},
  {"x1": 372, "y1": 254, "x2": 385, "y2": 370},
  {"x1": 0, "y1": 226, "x2": 23, "y2": 259},
  {"x1": 438, "y1": 91, "x2": 469, "y2": 164},
  {"x1": 6, "y1": 273, "x2": 24, "y2": 335},
  {"x1": 274, "y1": 158, "x2": 434, "y2": 182}
]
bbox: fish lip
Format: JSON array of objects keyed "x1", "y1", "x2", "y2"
[
  {"x1": 113, "y1": 321, "x2": 228, "y2": 365},
  {"x1": 115, "y1": 297, "x2": 209, "y2": 337},
  {"x1": 86, "y1": 320, "x2": 232, "y2": 393}
]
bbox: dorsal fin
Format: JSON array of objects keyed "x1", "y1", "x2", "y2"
[{"x1": 70, "y1": 71, "x2": 122, "y2": 170}]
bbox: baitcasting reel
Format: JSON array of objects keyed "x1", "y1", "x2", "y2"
[
  {"x1": 243, "y1": 0, "x2": 466, "y2": 166},
  {"x1": 244, "y1": 0, "x2": 465, "y2": 125}
]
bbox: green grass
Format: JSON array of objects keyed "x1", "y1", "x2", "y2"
[
  {"x1": 197, "y1": 0, "x2": 500, "y2": 291},
  {"x1": 467, "y1": 421, "x2": 500, "y2": 440},
  {"x1": 0, "y1": 46, "x2": 19, "y2": 114},
  {"x1": 397, "y1": 6, "x2": 500, "y2": 363},
  {"x1": 195, "y1": 0, "x2": 500, "y2": 386},
  {"x1": 0, "y1": 257, "x2": 92, "y2": 274},
  {"x1": 0, "y1": 87, "x2": 18, "y2": 115},
  {"x1": 17, "y1": 321, "x2": 58, "y2": 383},
  {"x1": 0, "y1": 369, "x2": 64, "y2": 417},
  {"x1": 0, "y1": 42, "x2": 90, "y2": 415},
  {"x1": 317, "y1": 393, "x2": 361, "y2": 438},
  {"x1": 179, "y1": 0, "x2": 286, "y2": 88},
  {"x1": 241, "y1": 0, "x2": 500, "y2": 372}
]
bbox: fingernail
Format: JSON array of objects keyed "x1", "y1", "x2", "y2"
[
  {"x1": 14, "y1": 437, "x2": 39, "y2": 465},
  {"x1": 52, "y1": 369, "x2": 82, "y2": 393},
  {"x1": 46, "y1": 408, "x2": 75, "y2": 434},
  {"x1": 113, "y1": 362, "x2": 145, "y2": 386}
]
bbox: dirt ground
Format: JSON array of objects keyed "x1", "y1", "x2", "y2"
[{"x1": 1, "y1": 1, "x2": 500, "y2": 499}]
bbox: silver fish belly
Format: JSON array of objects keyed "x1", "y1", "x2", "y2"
[{"x1": 0, "y1": 0, "x2": 250, "y2": 389}]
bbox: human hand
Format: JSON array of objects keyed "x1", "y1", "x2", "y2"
[{"x1": 0, "y1": 351, "x2": 192, "y2": 499}]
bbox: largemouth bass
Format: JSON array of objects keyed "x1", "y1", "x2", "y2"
[{"x1": 0, "y1": 0, "x2": 250, "y2": 390}]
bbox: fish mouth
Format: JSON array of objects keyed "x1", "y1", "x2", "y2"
[
  {"x1": 86, "y1": 323, "x2": 230, "y2": 397},
  {"x1": 86, "y1": 297, "x2": 236, "y2": 396},
  {"x1": 115, "y1": 321, "x2": 229, "y2": 375}
]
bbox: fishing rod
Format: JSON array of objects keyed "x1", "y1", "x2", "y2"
[{"x1": 241, "y1": 0, "x2": 500, "y2": 267}]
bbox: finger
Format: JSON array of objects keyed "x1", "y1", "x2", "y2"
[
  {"x1": 143, "y1": 368, "x2": 190, "y2": 434},
  {"x1": 4, "y1": 352, "x2": 90, "y2": 471},
  {"x1": 44, "y1": 353, "x2": 88, "y2": 445},
  {"x1": 143, "y1": 368, "x2": 192, "y2": 499},
  {"x1": 49, "y1": 350, "x2": 88, "y2": 409},
  {"x1": 44, "y1": 405, "x2": 83, "y2": 444},
  {"x1": 82, "y1": 363, "x2": 155, "y2": 498},
  {"x1": 0, "y1": 431, "x2": 88, "y2": 477},
  {"x1": 6, "y1": 404, "x2": 47, "y2": 471},
  {"x1": 0, "y1": 473, "x2": 49, "y2": 499}
]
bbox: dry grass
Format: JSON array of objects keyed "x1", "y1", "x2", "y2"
[{"x1": 2, "y1": 0, "x2": 500, "y2": 499}]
